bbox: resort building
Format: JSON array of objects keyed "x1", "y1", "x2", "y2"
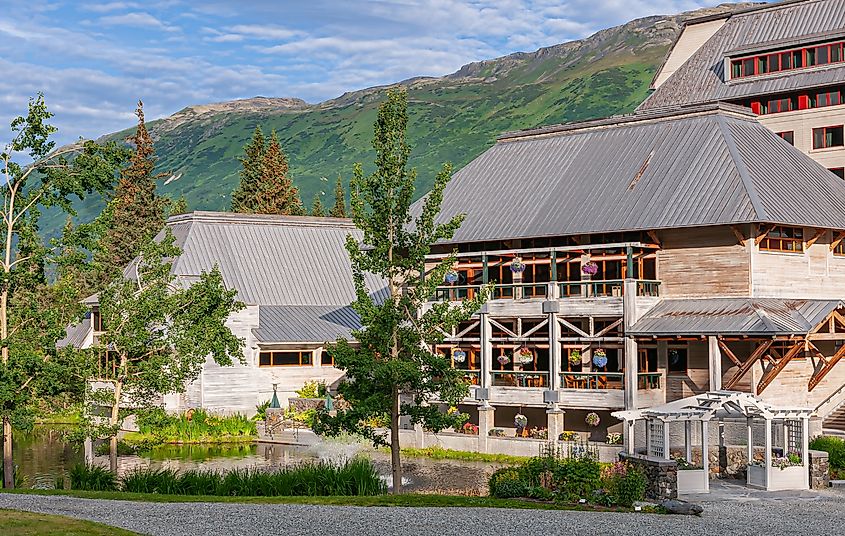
[
  {"x1": 60, "y1": 212, "x2": 377, "y2": 415},
  {"x1": 643, "y1": 0, "x2": 845, "y2": 178},
  {"x1": 422, "y1": 102, "x2": 845, "y2": 443}
]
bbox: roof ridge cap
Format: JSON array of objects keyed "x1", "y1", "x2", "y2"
[
  {"x1": 167, "y1": 210, "x2": 356, "y2": 229},
  {"x1": 715, "y1": 115, "x2": 767, "y2": 222}
]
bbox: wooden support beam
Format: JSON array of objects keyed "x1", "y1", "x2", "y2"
[
  {"x1": 754, "y1": 224, "x2": 776, "y2": 246},
  {"x1": 730, "y1": 226, "x2": 746, "y2": 247},
  {"x1": 805, "y1": 228, "x2": 826, "y2": 249},
  {"x1": 718, "y1": 340, "x2": 743, "y2": 367},
  {"x1": 757, "y1": 341, "x2": 804, "y2": 393},
  {"x1": 809, "y1": 343, "x2": 845, "y2": 391},
  {"x1": 594, "y1": 318, "x2": 622, "y2": 338},
  {"x1": 807, "y1": 333, "x2": 845, "y2": 341},
  {"x1": 557, "y1": 317, "x2": 590, "y2": 339},
  {"x1": 646, "y1": 230, "x2": 661, "y2": 248},
  {"x1": 725, "y1": 340, "x2": 773, "y2": 390},
  {"x1": 831, "y1": 231, "x2": 845, "y2": 252}
]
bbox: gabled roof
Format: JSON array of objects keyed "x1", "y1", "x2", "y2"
[
  {"x1": 253, "y1": 305, "x2": 361, "y2": 344},
  {"x1": 153, "y1": 211, "x2": 383, "y2": 307},
  {"x1": 629, "y1": 298, "x2": 845, "y2": 336},
  {"x1": 640, "y1": 0, "x2": 845, "y2": 109},
  {"x1": 423, "y1": 103, "x2": 845, "y2": 244}
]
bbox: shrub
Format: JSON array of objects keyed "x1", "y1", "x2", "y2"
[
  {"x1": 122, "y1": 468, "x2": 180, "y2": 494},
  {"x1": 70, "y1": 464, "x2": 118, "y2": 492},
  {"x1": 296, "y1": 380, "x2": 327, "y2": 399},
  {"x1": 554, "y1": 457, "x2": 601, "y2": 501},
  {"x1": 136, "y1": 408, "x2": 257, "y2": 442},
  {"x1": 810, "y1": 436, "x2": 845, "y2": 469},
  {"x1": 488, "y1": 467, "x2": 528, "y2": 498},
  {"x1": 603, "y1": 463, "x2": 647, "y2": 507}
]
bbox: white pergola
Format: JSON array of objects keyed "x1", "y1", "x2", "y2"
[{"x1": 613, "y1": 391, "x2": 814, "y2": 493}]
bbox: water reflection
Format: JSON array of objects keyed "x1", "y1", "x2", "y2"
[{"x1": 14, "y1": 426, "x2": 499, "y2": 493}]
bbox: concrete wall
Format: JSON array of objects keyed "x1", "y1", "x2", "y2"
[{"x1": 759, "y1": 104, "x2": 845, "y2": 172}]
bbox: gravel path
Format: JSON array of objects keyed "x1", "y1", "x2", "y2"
[{"x1": 1, "y1": 487, "x2": 843, "y2": 536}]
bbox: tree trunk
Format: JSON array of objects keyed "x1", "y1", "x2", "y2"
[
  {"x1": 390, "y1": 385, "x2": 402, "y2": 494},
  {"x1": 2, "y1": 419, "x2": 12, "y2": 488},
  {"x1": 109, "y1": 380, "x2": 122, "y2": 473}
]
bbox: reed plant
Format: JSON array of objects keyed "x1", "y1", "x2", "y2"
[
  {"x1": 135, "y1": 408, "x2": 257, "y2": 443},
  {"x1": 70, "y1": 458, "x2": 386, "y2": 497},
  {"x1": 70, "y1": 464, "x2": 118, "y2": 491}
]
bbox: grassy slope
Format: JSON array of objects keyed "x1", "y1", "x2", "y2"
[
  {"x1": 40, "y1": 14, "x2": 674, "y2": 236},
  {"x1": 0, "y1": 509, "x2": 141, "y2": 536}
]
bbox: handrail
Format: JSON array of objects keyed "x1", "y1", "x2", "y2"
[
  {"x1": 815, "y1": 382, "x2": 845, "y2": 415},
  {"x1": 433, "y1": 279, "x2": 661, "y2": 301},
  {"x1": 492, "y1": 370, "x2": 549, "y2": 388}
]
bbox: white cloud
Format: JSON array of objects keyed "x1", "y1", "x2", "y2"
[{"x1": 99, "y1": 12, "x2": 181, "y2": 32}]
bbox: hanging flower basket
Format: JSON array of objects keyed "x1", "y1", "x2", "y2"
[
  {"x1": 514, "y1": 413, "x2": 528, "y2": 429},
  {"x1": 568, "y1": 350, "x2": 582, "y2": 366},
  {"x1": 581, "y1": 261, "x2": 598, "y2": 276},
  {"x1": 514, "y1": 347, "x2": 533, "y2": 364},
  {"x1": 497, "y1": 355, "x2": 511, "y2": 365},
  {"x1": 593, "y1": 348, "x2": 608, "y2": 368},
  {"x1": 510, "y1": 257, "x2": 526, "y2": 273},
  {"x1": 585, "y1": 412, "x2": 600, "y2": 427},
  {"x1": 452, "y1": 349, "x2": 466, "y2": 364},
  {"x1": 444, "y1": 270, "x2": 459, "y2": 284}
]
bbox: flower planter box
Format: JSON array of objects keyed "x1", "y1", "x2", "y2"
[
  {"x1": 677, "y1": 468, "x2": 708, "y2": 494},
  {"x1": 768, "y1": 465, "x2": 807, "y2": 491}
]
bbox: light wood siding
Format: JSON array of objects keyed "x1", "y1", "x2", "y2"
[
  {"x1": 665, "y1": 341, "x2": 709, "y2": 402},
  {"x1": 752, "y1": 229, "x2": 845, "y2": 299},
  {"x1": 657, "y1": 226, "x2": 751, "y2": 298}
]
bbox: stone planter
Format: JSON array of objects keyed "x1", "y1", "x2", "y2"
[{"x1": 677, "y1": 468, "x2": 708, "y2": 494}]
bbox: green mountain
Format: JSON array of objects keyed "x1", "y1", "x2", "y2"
[{"x1": 47, "y1": 4, "x2": 750, "y2": 234}]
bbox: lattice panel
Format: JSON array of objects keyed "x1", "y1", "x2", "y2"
[
  {"x1": 648, "y1": 420, "x2": 665, "y2": 458},
  {"x1": 785, "y1": 420, "x2": 802, "y2": 455}
]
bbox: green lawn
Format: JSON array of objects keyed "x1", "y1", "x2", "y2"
[
  {"x1": 0, "y1": 488, "x2": 623, "y2": 511},
  {"x1": 0, "y1": 509, "x2": 140, "y2": 536}
]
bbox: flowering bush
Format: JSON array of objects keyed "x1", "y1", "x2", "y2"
[
  {"x1": 773, "y1": 451, "x2": 802, "y2": 469},
  {"x1": 585, "y1": 412, "x2": 600, "y2": 427},
  {"x1": 489, "y1": 428, "x2": 506, "y2": 437},
  {"x1": 559, "y1": 431, "x2": 580, "y2": 442},
  {"x1": 606, "y1": 432, "x2": 622, "y2": 445},
  {"x1": 459, "y1": 422, "x2": 479, "y2": 435}
]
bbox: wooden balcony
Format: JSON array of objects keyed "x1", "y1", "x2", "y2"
[{"x1": 432, "y1": 279, "x2": 661, "y2": 303}]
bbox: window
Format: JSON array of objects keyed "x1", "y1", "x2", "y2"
[
  {"x1": 761, "y1": 96, "x2": 796, "y2": 114},
  {"x1": 776, "y1": 131, "x2": 795, "y2": 145},
  {"x1": 667, "y1": 348, "x2": 688, "y2": 374},
  {"x1": 321, "y1": 350, "x2": 334, "y2": 366},
  {"x1": 258, "y1": 351, "x2": 312, "y2": 366},
  {"x1": 834, "y1": 235, "x2": 845, "y2": 256},
  {"x1": 92, "y1": 310, "x2": 105, "y2": 332},
  {"x1": 744, "y1": 86, "x2": 845, "y2": 116},
  {"x1": 813, "y1": 126, "x2": 845, "y2": 149},
  {"x1": 760, "y1": 226, "x2": 804, "y2": 252},
  {"x1": 810, "y1": 88, "x2": 842, "y2": 108},
  {"x1": 729, "y1": 40, "x2": 844, "y2": 79},
  {"x1": 830, "y1": 168, "x2": 845, "y2": 180}
]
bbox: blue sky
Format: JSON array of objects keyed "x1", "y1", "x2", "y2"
[{"x1": 1, "y1": 0, "x2": 719, "y2": 146}]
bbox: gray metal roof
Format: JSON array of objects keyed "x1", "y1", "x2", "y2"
[
  {"x1": 253, "y1": 305, "x2": 361, "y2": 344},
  {"x1": 157, "y1": 212, "x2": 384, "y2": 306},
  {"x1": 629, "y1": 298, "x2": 844, "y2": 336},
  {"x1": 57, "y1": 313, "x2": 91, "y2": 349},
  {"x1": 641, "y1": 0, "x2": 845, "y2": 109},
  {"x1": 423, "y1": 103, "x2": 845, "y2": 244}
]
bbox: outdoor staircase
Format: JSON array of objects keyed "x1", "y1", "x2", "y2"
[{"x1": 823, "y1": 403, "x2": 845, "y2": 436}]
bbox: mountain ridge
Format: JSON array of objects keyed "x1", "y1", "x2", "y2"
[{"x1": 48, "y1": 3, "x2": 757, "y2": 237}]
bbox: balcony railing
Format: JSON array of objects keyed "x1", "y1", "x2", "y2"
[
  {"x1": 491, "y1": 371, "x2": 549, "y2": 387},
  {"x1": 559, "y1": 372, "x2": 662, "y2": 390},
  {"x1": 432, "y1": 279, "x2": 660, "y2": 302},
  {"x1": 457, "y1": 370, "x2": 481, "y2": 385}
]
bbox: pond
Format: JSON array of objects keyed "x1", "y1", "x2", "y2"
[{"x1": 13, "y1": 426, "x2": 501, "y2": 493}]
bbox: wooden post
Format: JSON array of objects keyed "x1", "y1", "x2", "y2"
[
  {"x1": 708, "y1": 336, "x2": 722, "y2": 391},
  {"x1": 626, "y1": 419, "x2": 636, "y2": 454},
  {"x1": 480, "y1": 312, "x2": 492, "y2": 390},
  {"x1": 663, "y1": 420, "x2": 671, "y2": 460},
  {"x1": 623, "y1": 279, "x2": 638, "y2": 410},
  {"x1": 548, "y1": 311, "x2": 561, "y2": 391},
  {"x1": 701, "y1": 420, "x2": 710, "y2": 492},
  {"x1": 764, "y1": 417, "x2": 772, "y2": 490},
  {"x1": 802, "y1": 417, "x2": 810, "y2": 490},
  {"x1": 746, "y1": 417, "x2": 753, "y2": 467},
  {"x1": 685, "y1": 421, "x2": 692, "y2": 461}
]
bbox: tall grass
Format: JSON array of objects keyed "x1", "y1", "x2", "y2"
[
  {"x1": 70, "y1": 464, "x2": 118, "y2": 491},
  {"x1": 135, "y1": 408, "x2": 257, "y2": 443},
  {"x1": 73, "y1": 458, "x2": 386, "y2": 497}
]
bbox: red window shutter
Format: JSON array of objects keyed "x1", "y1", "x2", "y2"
[
  {"x1": 750, "y1": 101, "x2": 762, "y2": 114},
  {"x1": 799, "y1": 95, "x2": 810, "y2": 109}
]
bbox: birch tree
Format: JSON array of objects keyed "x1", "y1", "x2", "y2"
[{"x1": 0, "y1": 93, "x2": 126, "y2": 487}]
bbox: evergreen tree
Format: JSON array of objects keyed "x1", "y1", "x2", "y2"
[
  {"x1": 97, "y1": 101, "x2": 165, "y2": 278},
  {"x1": 168, "y1": 195, "x2": 189, "y2": 216},
  {"x1": 329, "y1": 175, "x2": 347, "y2": 218},
  {"x1": 253, "y1": 130, "x2": 305, "y2": 215},
  {"x1": 231, "y1": 126, "x2": 265, "y2": 213},
  {"x1": 314, "y1": 89, "x2": 490, "y2": 493},
  {"x1": 310, "y1": 193, "x2": 326, "y2": 217}
]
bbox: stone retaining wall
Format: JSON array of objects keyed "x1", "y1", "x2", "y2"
[
  {"x1": 619, "y1": 452, "x2": 677, "y2": 500},
  {"x1": 809, "y1": 450, "x2": 829, "y2": 489}
]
